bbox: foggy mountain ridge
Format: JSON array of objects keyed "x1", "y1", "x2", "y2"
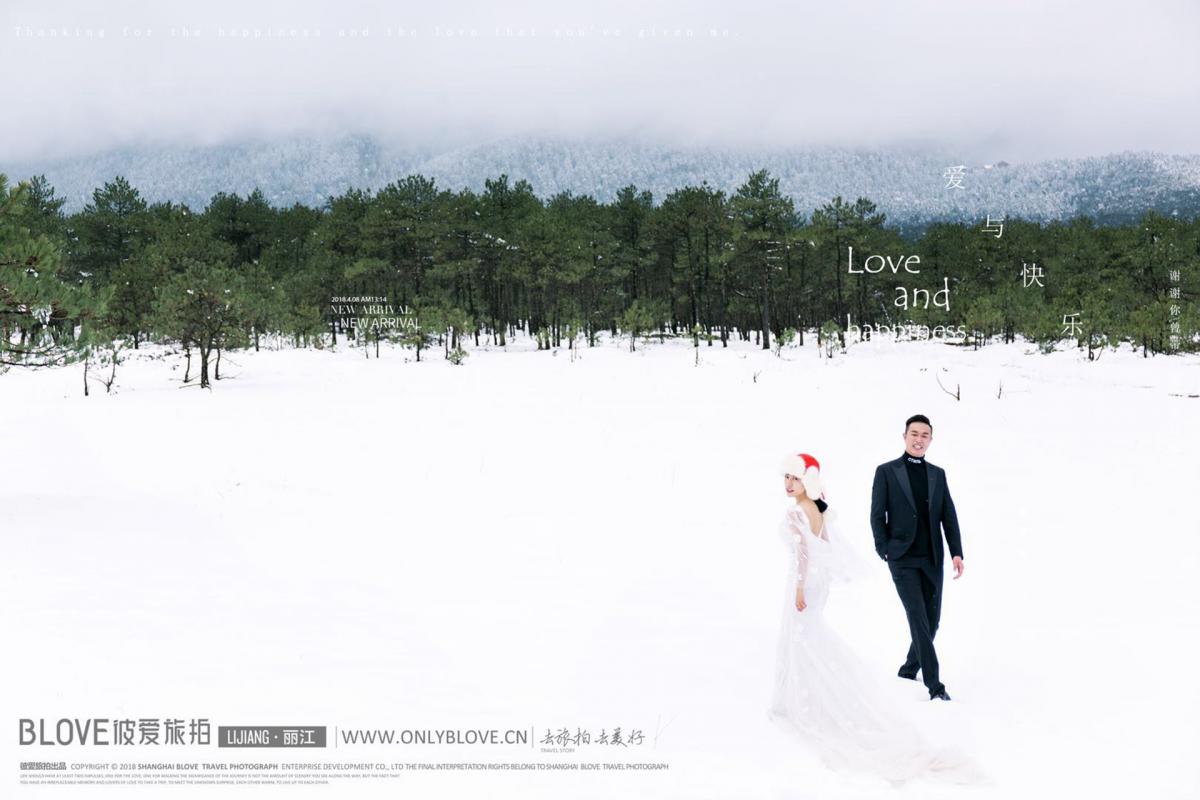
[{"x1": 5, "y1": 133, "x2": 1199, "y2": 230}]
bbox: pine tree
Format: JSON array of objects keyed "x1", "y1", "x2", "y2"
[
  {"x1": 71, "y1": 176, "x2": 150, "y2": 284},
  {"x1": 729, "y1": 170, "x2": 795, "y2": 351},
  {"x1": 0, "y1": 175, "x2": 96, "y2": 370},
  {"x1": 152, "y1": 260, "x2": 247, "y2": 388},
  {"x1": 107, "y1": 254, "x2": 165, "y2": 348}
]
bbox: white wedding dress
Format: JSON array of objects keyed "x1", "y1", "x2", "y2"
[{"x1": 768, "y1": 503, "x2": 987, "y2": 786}]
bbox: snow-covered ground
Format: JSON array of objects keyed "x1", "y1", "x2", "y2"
[{"x1": 3, "y1": 333, "x2": 1198, "y2": 799}]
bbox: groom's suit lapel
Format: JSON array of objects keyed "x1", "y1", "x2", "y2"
[
  {"x1": 926, "y1": 464, "x2": 940, "y2": 519},
  {"x1": 892, "y1": 458, "x2": 916, "y2": 512},
  {"x1": 926, "y1": 465, "x2": 942, "y2": 558}
]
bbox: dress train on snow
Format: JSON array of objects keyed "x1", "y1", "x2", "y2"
[{"x1": 768, "y1": 504, "x2": 988, "y2": 786}]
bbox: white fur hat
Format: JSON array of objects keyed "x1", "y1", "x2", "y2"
[
  {"x1": 780, "y1": 452, "x2": 824, "y2": 499},
  {"x1": 779, "y1": 452, "x2": 839, "y2": 522}
]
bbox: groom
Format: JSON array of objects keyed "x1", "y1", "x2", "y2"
[{"x1": 870, "y1": 414, "x2": 964, "y2": 701}]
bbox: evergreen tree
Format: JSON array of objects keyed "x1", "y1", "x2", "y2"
[
  {"x1": 153, "y1": 259, "x2": 247, "y2": 388},
  {"x1": 0, "y1": 175, "x2": 96, "y2": 370},
  {"x1": 729, "y1": 170, "x2": 795, "y2": 350},
  {"x1": 205, "y1": 188, "x2": 274, "y2": 267},
  {"x1": 71, "y1": 176, "x2": 150, "y2": 284},
  {"x1": 107, "y1": 254, "x2": 165, "y2": 348},
  {"x1": 19, "y1": 174, "x2": 68, "y2": 240},
  {"x1": 612, "y1": 185, "x2": 655, "y2": 307}
]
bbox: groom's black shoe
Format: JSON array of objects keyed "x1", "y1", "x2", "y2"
[
  {"x1": 898, "y1": 667, "x2": 919, "y2": 680},
  {"x1": 929, "y1": 688, "x2": 951, "y2": 701}
]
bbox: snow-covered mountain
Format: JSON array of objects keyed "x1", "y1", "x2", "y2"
[{"x1": 5, "y1": 134, "x2": 1199, "y2": 229}]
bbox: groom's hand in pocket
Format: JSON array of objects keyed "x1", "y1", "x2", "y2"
[{"x1": 795, "y1": 589, "x2": 807, "y2": 612}]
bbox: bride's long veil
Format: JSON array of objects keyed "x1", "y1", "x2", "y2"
[{"x1": 816, "y1": 504, "x2": 874, "y2": 586}]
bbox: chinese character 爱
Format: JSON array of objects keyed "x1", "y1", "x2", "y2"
[{"x1": 943, "y1": 165, "x2": 967, "y2": 189}]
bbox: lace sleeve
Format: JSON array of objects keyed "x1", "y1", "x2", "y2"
[{"x1": 785, "y1": 508, "x2": 810, "y2": 589}]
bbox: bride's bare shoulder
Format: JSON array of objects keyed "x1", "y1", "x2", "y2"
[
  {"x1": 804, "y1": 505, "x2": 825, "y2": 537},
  {"x1": 786, "y1": 502, "x2": 823, "y2": 535}
]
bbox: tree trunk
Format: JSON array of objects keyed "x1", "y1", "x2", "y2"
[
  {"x1": 760, "y1": 263, "x2": 772, "y2": 351},
  {"x1": 200, "y1": 344, "x2": 211, "y2": 388}
]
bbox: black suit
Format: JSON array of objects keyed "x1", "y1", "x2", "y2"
[{"x1": 870, "y1": 454, "x2": 963, "y2": 695}]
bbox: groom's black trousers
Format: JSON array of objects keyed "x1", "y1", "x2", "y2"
[{"x1": 889, "y1": 558, "x2": 944, "y2": 695}]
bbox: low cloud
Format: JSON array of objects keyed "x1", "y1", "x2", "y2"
[{"x1": 3, "y1": 0, "x2": 1198, "y2": 163}]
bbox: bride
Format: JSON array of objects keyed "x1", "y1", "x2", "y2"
[{"x1": 768, "y1": 452, "x2": 987, "y2": 786}]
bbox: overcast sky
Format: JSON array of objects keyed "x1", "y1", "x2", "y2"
[{"x1": 3, "y1": 0, "x2": 1198, "y2": 164}]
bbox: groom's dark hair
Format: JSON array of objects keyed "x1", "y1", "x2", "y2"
[{"x1": 905, "y1": 414, "x2": 933, "y2": 432}]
